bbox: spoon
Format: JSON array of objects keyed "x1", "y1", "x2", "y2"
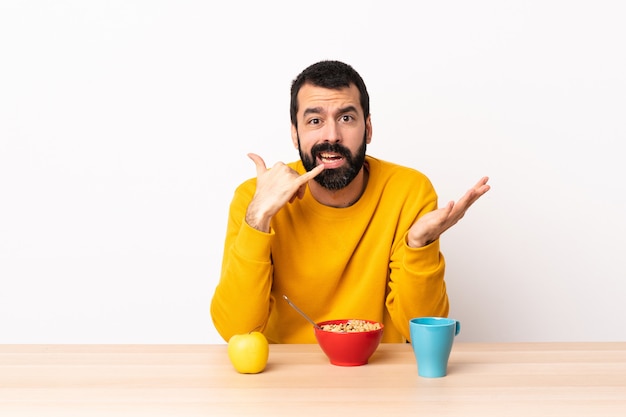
[{"x1": 283, "y1": 295, "x2": 322, "y2": 330}]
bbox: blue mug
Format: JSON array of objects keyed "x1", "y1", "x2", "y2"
[{"x1": 409, "y1": 317, "x2": 461, "y2": 378}]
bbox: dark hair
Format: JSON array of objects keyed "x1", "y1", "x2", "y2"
[{"x1": 290, "y1": 60, "x2": 370, "y2": 127}]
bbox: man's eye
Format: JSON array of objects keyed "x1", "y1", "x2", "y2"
[
  {"x1": 309, "y1": 118, "x2": 320, "y2": 125},
  {"x1": 341, "y1": 115, "x2": 354, "y2": 122}
]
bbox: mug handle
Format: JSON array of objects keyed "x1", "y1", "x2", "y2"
[{"x1": 455, "y1": 321, "x2": 461, "y2": 336}]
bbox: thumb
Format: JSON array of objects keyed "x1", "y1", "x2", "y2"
[{"x1": 247, "y1": 153, "x2": 267, "y2": 177}]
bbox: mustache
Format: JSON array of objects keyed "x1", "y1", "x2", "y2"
[{"x1": 310, "y1": 142, "x2": 352, "y2": 160}]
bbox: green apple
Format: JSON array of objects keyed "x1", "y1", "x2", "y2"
[{"x1": 227, "y1": 331, "x2": 269, "y2": 374}]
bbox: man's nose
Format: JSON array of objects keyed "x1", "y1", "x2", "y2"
[{"x1": 321, "y1": 120, "x2": 341, "y2": 143}]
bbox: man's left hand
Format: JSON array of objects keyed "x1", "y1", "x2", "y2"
[{"x1": 407, "y1": 176, "x2": 491, "y2": 248}]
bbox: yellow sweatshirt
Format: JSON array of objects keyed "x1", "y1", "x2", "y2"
[{"x1": 211, "y1": 156, "x2": 449, "y2": 343}]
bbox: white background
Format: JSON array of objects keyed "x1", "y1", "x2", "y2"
[{"x1": 1, "y1": 1, "x2": 625, "y2": 344}]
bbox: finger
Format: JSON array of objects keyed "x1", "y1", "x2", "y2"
[
  {"x1": 459, "y1": 177, "x2": 491, "y2": 205},
  {"x1": 450, "y1": 182, "x2": 489, "y2": 223},
  {"x1": 455, "y1": 189, "x2": 481, "y2": 212},
  {"x1": 297, "y1": 184, "x2": 307, "y2": 200},
  {"x1": 247, "y1": 153, "x2": 267, "y2": 177},
  {"x1": 475, "y1": 176, "x2": 489, "y2": 187},
  {"x1": 297, "y1": 164, "x2": 325, "y2": 184},
  {"x1": 474, "y1": 176, "x2": 491, "y2": 194},
  {"x1": 288, "y1": 186, "x2": 304, "y2": 204},
  {"x1": 442, "y1": 200, "x2": 454, "y2": 216}
]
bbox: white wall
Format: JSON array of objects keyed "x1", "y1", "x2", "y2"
[{"x1": 1, "y1": 0, "x2": 625, "y2": 344}]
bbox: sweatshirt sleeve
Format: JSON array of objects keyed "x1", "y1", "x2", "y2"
[
  {"x1": 385, "y1": 178, "x2": 449, "y2": 341},
  {"x1": 210, "y1": 181, "x2": 274, "y2": 342}
]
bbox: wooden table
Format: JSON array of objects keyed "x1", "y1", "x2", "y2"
[{"x1": 1, "y1": 343, "x2": 625, "y2": 416}]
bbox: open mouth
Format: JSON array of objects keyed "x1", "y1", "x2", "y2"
[
  {"x1": 318, "y1": 152, "x2": 344, "y2": 163},
  {"x1": 317, "y1": 152, "x2": 345, "y2": 169}
]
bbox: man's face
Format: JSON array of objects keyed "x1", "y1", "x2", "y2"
[{"x1": 291, "y1": 83, "x2": 372, "y2": 190}]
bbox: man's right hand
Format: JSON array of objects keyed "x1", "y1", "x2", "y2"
[{"x1": 245, "y1": 153, "x2": 324, "y2": 232}]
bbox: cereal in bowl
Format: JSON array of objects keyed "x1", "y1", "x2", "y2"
[{"x1": 320, "y1": 320, "x2": 381, "y2": 333}]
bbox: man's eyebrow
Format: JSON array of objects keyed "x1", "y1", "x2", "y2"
[
  {"x1": 337, "y1": 105, "x2": 358, "y2": 115},
  {"x1": 302, "y1": 105, "x2": 358, "y2": 117},
  {"x1": 302, "y1": 107, "x2": 324, "y2": 117}
]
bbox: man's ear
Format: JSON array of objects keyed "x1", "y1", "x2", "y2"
[
  {"x1": 365, "y1": 115, "x2": 373, "y2": 144},
  {"x1": 291, "y1": 124, "x2": 299, "y2": 149}
]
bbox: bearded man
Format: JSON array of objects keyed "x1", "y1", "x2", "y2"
[{"x1": 210, "y1": 60, "x2": 490, "y2": 343}]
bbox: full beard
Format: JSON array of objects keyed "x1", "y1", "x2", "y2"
[{"x1": 299, "y1": 134, "x2": 367, "y2": 191}]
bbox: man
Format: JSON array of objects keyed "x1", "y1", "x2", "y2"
[{"x1": 211, "y1": 60, "x2": 490, "y2": 343}]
